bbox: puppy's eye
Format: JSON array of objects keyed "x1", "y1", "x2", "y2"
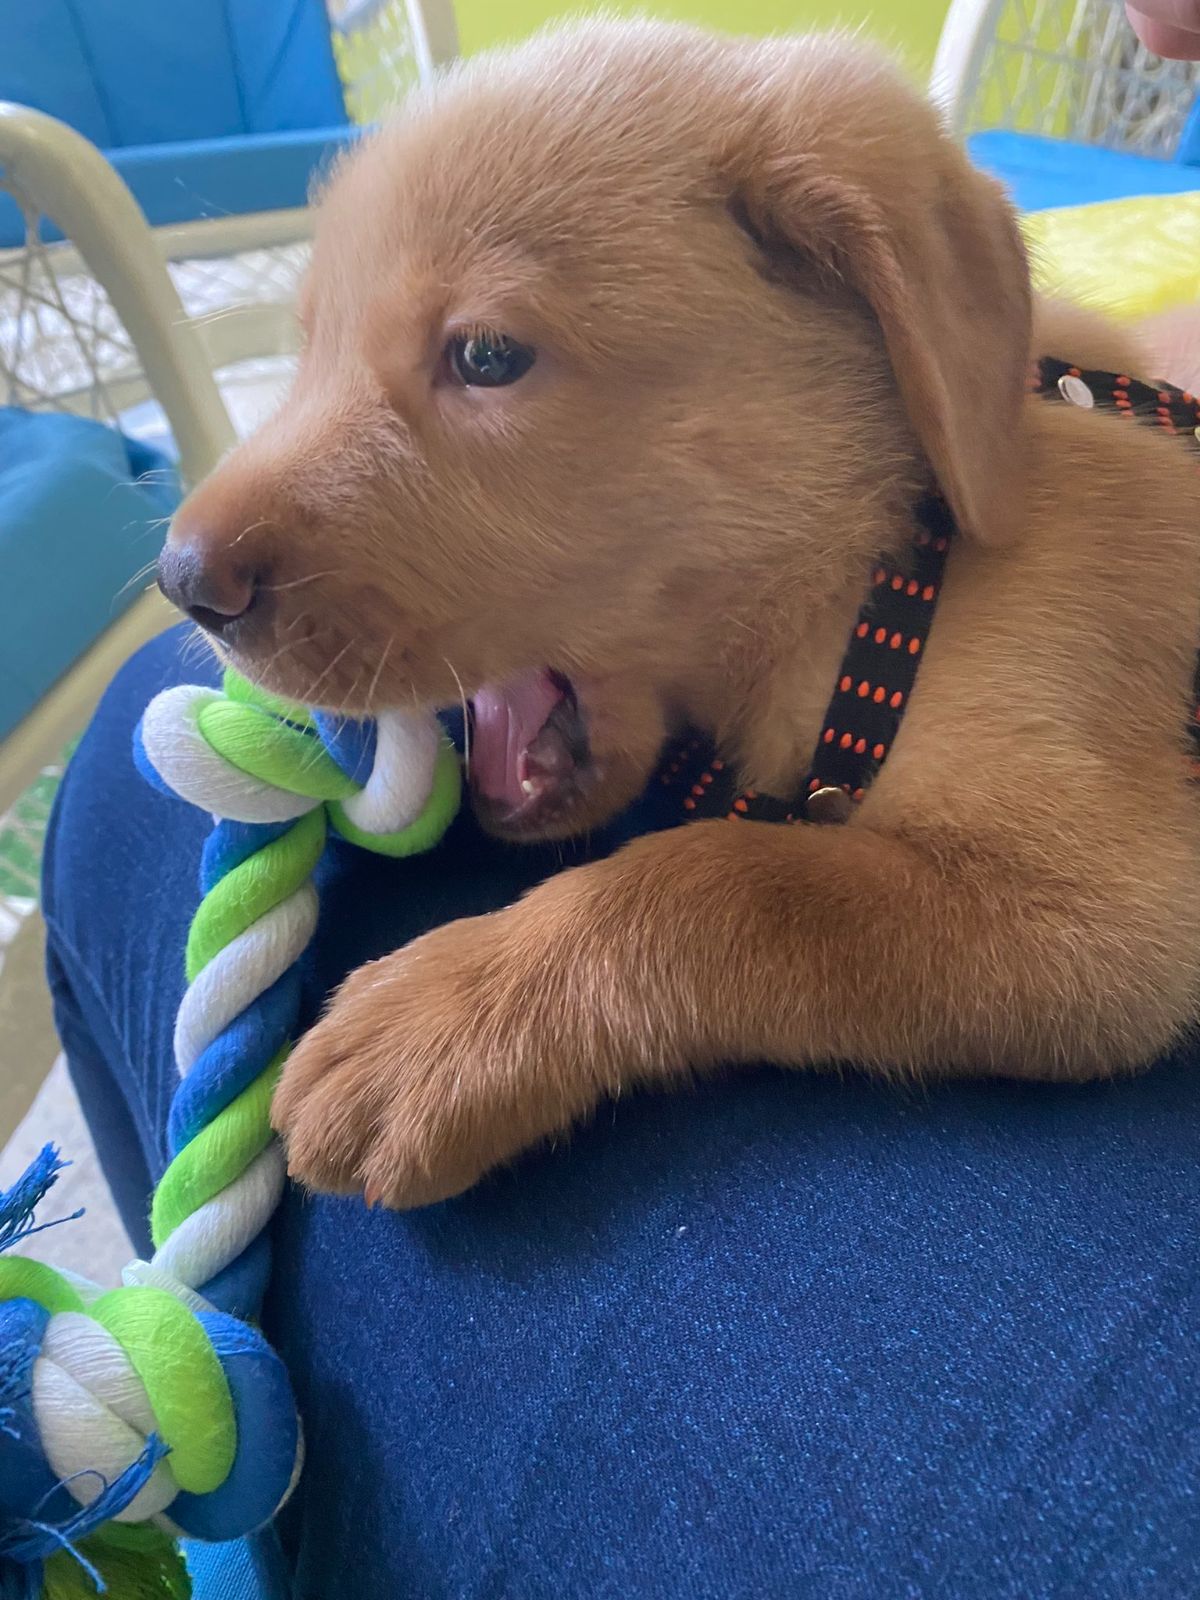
[{"x1": 448, "y1": 331, "x2": 536, "y2": 387}]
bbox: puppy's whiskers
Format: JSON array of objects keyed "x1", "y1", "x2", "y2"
[
  {"x1": 115, "y1": 556, "x2": 165, "y2": 602},
  {"x1": 364, "y1": 635, "x2": 395, "y2": 714},
  {"x1": 298, "y1": 637, "x2": 356, "y2": 709},
  {"x1": 229, "y1": 519, "x2": 275, "y2": 553},
  {"x1": 443, "y1": 656, "x2": 471, "y2": 779},
  {"x1": 261, "y1": 569, "x2": 340, "y2": 594},
  {"x1": 179, "y1": 625, "x2": 216, "y2": 670},
  {"x1": 236, "y1": 612, "x2": 308, "y2": 693}
]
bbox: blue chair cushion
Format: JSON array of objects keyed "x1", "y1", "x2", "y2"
[
  {"x1": 0, "y1": 408, "x2": 179, "y2": 741},
  {"x1": 970, "y1": 129, "x2": 1200, "y2": 212}
]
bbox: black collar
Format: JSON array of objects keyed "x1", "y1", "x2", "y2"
[{"x1": 656, "y1": 359, "x2": 1200, "y2": 825}]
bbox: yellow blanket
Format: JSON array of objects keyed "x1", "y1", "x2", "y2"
[{"x1": 1023, "y1": 191, "x2": 1200, "y2": 320}]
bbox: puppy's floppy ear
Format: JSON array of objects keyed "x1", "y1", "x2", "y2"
[{"x1": 719, "y1": 42, "x2": 1032, "y2": 547}]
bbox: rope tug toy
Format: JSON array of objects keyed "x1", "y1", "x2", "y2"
[{"x1": 0, "y1": 670, "x2": 461, "y2": 1597}]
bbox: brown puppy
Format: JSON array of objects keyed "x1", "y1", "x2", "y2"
[{"x1": 162, "y1": 22, "x2": 1200, "y2": 1208}]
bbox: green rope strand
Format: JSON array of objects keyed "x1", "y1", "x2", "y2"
[
  {"x1": 151, "y1": 1056, "x2": 285, "y2": 1249},
  {"x1": 185, "y1": 806, "x2": 327, "y2": 982}
]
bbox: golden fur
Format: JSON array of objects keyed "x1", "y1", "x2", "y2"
[{"x1": 163, "y1": 22, "x2": 1200, "y2": 1207}]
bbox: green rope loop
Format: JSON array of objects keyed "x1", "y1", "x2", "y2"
[
  {"x1": 196, "y1": 700, "x2": 358, "y2": 802},
  {"x1": 0, "y1": 1256, "x2": 87, "y2": 1315},
  {"x1": 90, "y1": 1288, "x2": 235, "y2": 1495},
  {"x1": 222, "y1": 669, "x2": 314, "y2": 729},
  {"x1": 329, "y1": 735, "x2": 463, "y2": 857}
]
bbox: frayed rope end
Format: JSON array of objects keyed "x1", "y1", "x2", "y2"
[{"x1": 0, "y1": 1148, "x2": 83, "y2": 1256}]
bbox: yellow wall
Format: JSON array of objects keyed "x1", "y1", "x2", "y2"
[{"x1": 454, "y1": 1, "x2": 950, "y2": 76}]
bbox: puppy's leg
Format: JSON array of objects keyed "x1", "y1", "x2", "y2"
[{"x1": 273, "y1": 818, "x2": 1193, "y2": 1208}]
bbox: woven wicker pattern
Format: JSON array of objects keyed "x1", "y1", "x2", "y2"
[
  {"x1": 0, "y1": 181, "x2": 309, "y2": 426},
  {"x1": 330, "y1": 0, "x2": 423, "y2": 124},
  {"x1": 962, "y1": 0, "x2": 1200, "y2": 153},
  {"x1": 0, "y1": 190, "x2": 140, "y2": 423}
]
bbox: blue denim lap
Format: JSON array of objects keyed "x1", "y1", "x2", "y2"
[{"x1": 41, "y1": 628, "x2": 1200, "y2": 1599}]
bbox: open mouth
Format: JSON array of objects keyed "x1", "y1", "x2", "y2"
[{"x1": 469, "y1": 668, "x2": 591, "y2": 830}]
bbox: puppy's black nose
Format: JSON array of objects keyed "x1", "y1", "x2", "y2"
[{"x1": 157, "y1": 541, "x2": 259, "y2": 636}]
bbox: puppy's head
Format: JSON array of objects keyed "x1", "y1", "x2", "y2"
[{"x1": 161, "y1": 21, "x2": 1030, "y2": 838}]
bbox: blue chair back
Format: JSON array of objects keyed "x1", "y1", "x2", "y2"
[
  {"x1": 0, "y1": 0, "x2": 357, "y2": 242},
  {"x1": 0, "y1": 0, "x2": 346, "y2": 147}
]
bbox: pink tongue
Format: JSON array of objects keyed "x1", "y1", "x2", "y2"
[{"x1": 470, "y1": 670, "x2": 565, "y2": 809}]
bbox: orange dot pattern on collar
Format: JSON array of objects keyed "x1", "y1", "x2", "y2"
[
  {"x1": 656, "y1": 360, "x2": 1200, "y2": 827},
  {"x1": 659, "y1": 492, "x2": 953, "y2": 824}
]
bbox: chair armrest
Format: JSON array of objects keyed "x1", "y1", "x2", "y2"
[{"x1": 0, "y1": 101, "x2": 233, "y2": 484}]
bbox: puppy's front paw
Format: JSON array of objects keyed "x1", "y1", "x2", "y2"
[{"x1": 271, "y1": 901, "x2": 605, "y2": 1208}]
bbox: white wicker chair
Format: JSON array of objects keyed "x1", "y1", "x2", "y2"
[
  {"x1": 933, "y1": 0, "x2": 1200, "y2": 152},
  {"x1": 0, "y1": 0, "x2": 457, "y2": 825}
]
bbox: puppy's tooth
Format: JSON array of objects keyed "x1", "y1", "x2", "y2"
[{"x1": 521, "y1": 777, "x2": 539, "y2": 795}]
